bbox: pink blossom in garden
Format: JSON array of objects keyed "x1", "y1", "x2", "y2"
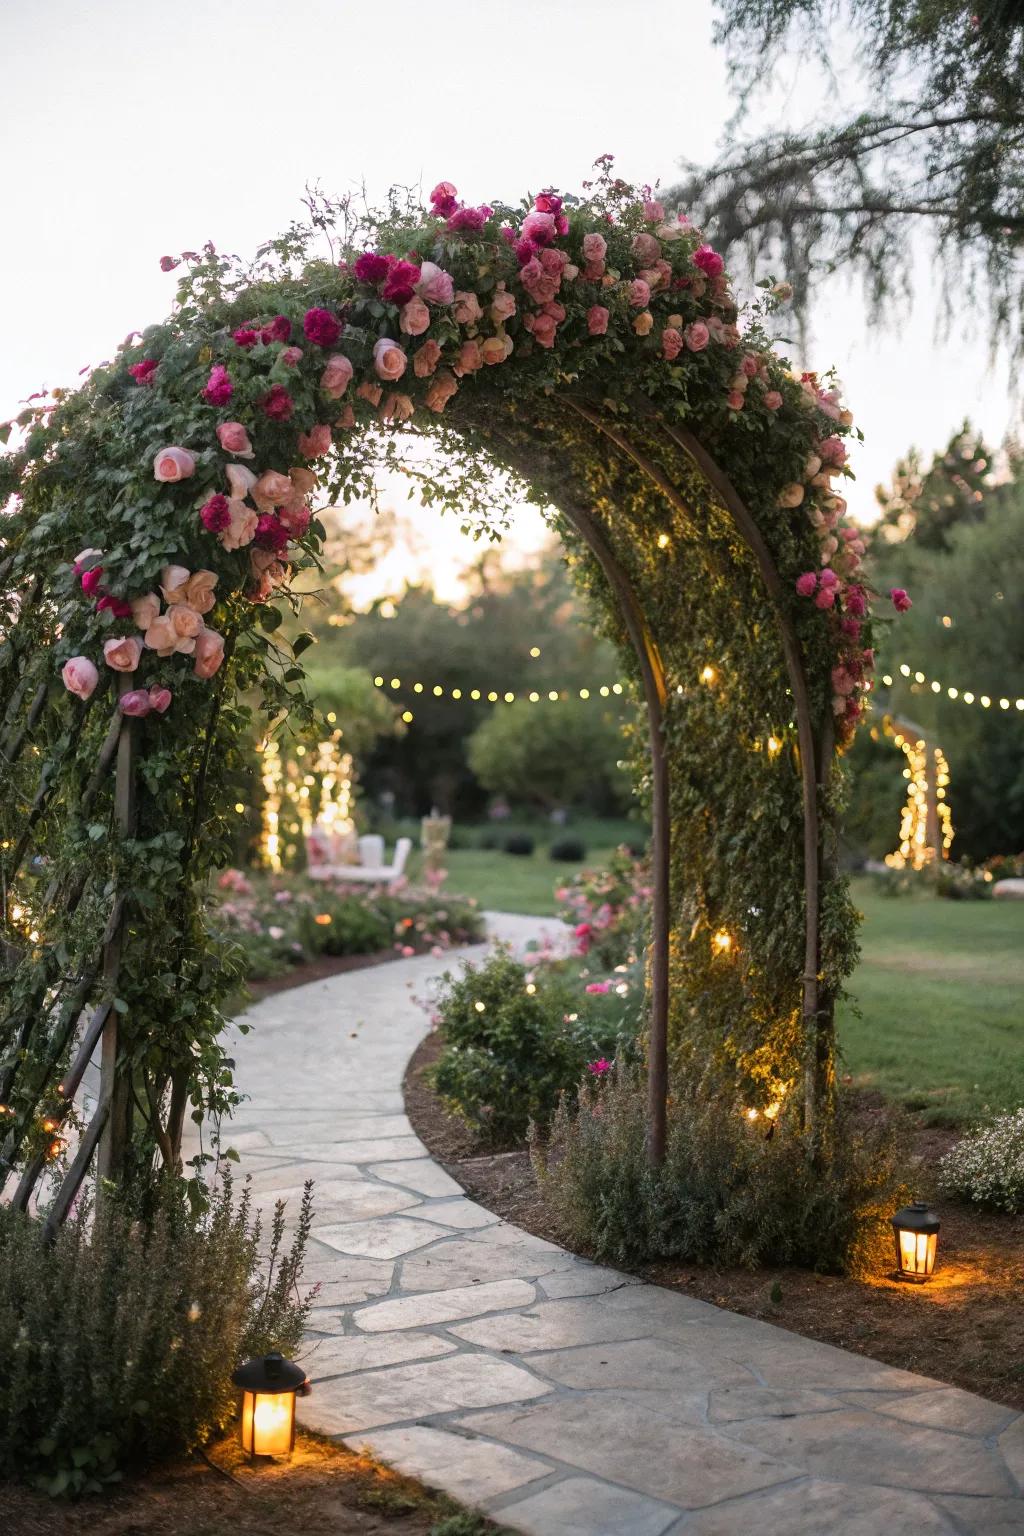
[
  {"x1": 382, "y1": 260, "x2": 420, "y2": 304},
  {"x1": 844, "y1": 585, "x2": 867, "y2": 617},
  {"x1": 153, "y1": 446, "x2": 196, "y2": 482},
  {"x1": 232, "y1": 327, "x2": 259, "y2": 348},
  {"x1": 814, "y1": 586, "x2": 836, "y2": 610},
  {"x1": 219, "y1": 500, "x2": 258, "y2": 551},
  {"x1": 490, "y1": 286, "x2": 517, "y2": 324},
  {"x1": 416, "y1": 261, "x2": 455, "y2": 305},
  {"x1": 726, "y1": 390, "x2": 745, "y2": 410},
  {"x1": 80, "y1": 565, "x2": 104, "y2": 597},
  {"x1": 684, "y1": 321, "x2": 709, "y2": 352},
  {"x1": 413, "y1": 339, "x2": 443, "y2": 377},
  {"x1": 453, "y1": 291, "x2": 483, "y2": 326},
  {"x1": 777, "y1": 483, "x2": 805, "y2": 508},
  {"x1": 764, "y1": 390, "x2": 783, "y2": 411},
  {"x1": 103, "y1": 636, "x2": 143, "y2": 672},
  {"x1": 429, "y1": 180, "x2": 458, "y2": 214},
  {"x1": 890, "y1": 587, "x2": 912, "y2": 613},
  {"x1": 587, "y1": 305, "x2": 610, "y2": 336},
  {"x1": 627, "y1": 278, "x2": 650, "y2": 308},
  {"x1": 354, "y1": 251, "x2": 391, "y2": 285},
  {"x1": 643, "y1": 199, "x2": 665, "y2": 222},
  {"x1": 297, "y1": 424, "x2": 332, "y2": 458},
  {"x1": 585, "y1": 981, "x2": 611, "y2": 994},
  {"x1": 574, "y1": 921, "x2": 593, "y2": 954},
  {"x1": 480, "y1": 335, "x2": 509, "y2": 365},
  {"x1": 632, "y1": 232, "x2": 661, "y2": 266},
  {"x1": 61, "y1": 656, "x2": 98, "y2": 700},
  {"x1": 795, "y1": 572, "x2": 818, "y2": 597},
  {"x1": 254, "y1": 514, "x2": 289, "y2": 554},
  {"x1": 119, "y1": 688, "x2": 152, "y2": 717},
  {"x1": 280, "y1": 346, "x2": 303, "y2": 368},
  {"x1": 522, "y1": 209, "x2": 556, "y2": 245},
  {"x1": 525, "y1": 311, "x2": 556, "y2": 347},
  {"x1": 216, "y1": 422, "x2": 254, "y2": 457},
  {"x1": 277, "y1": 500, "x2": 311, "y2": 536},
  {"x1": 534, "y1": 191, "x2": 563, "y2": 214},
  {"x1": 582, "y1": 232, "x2": 607, "y2": 265},
  {"x1": 202, "y1": 364, "x2": 233, "y2": 406},
  {"x1": 818, "y1": 568, "x2": 839, "y2": 589},
  {"x1": 159, "y1": 255, "x2": 178, "y2": 272},
  {"x1": 260, "y1": 385, "x2": 294, "y2": 420},
  {"x1": 372, "y1": 339, "x2": 408, "y2": 382},
  {"x1": 693, "y1": 244, "x2": 724, "y2": 277},
  {"x1": 424, "y1": 371, "x2": 459, "y2": 412},
  {"x1": 819, "y1": 436, "x2": 847, "y2": 467},
  {"x1": 841, "y1": 617, "x2": 862, "y2": 640},
  {"x1": 148, "y1": 686, "x2": 172, "y2": 714},
  {"x1": 587, "y1": 1058, "x2": 612, "y2": 1077},
  {"x1": 96, "y1": 594, "x2": 133, "y2": 618},
  {"x1": 128, "y1": 358, "x2": 158, "y2": 385},
  {"x1": 320, "y1": 353, "x2": 354, "y2": 398},
  {"x1": 254, "y1": 470, "x2": 294, "y2": 506},
  {"x1": 303, "y1": 307, "x2": 342, "y2": 347},
  {"x1": 261, "y1": 315, "x2": 292, "y2": 344},
  {"x1": 193, "y1": 629, "x2": 226, "y2": 680},
  {"x1": 447, "y1": 204, "x2": 491, "y2": 235}
]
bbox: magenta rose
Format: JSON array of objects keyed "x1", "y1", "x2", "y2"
[
  {"x1": 159, "y1": 255, "x2": 178, "y2": 272},
  {"x1": 587, "y1": 305, "x2": 610, "y2": 336},
  {"x1": 128, "y1": 358, "x2": 158, "y2": 385},
  {"x1": 153, "y1": 446, "x2": 196, "y2": 482},
  {"x1": 202, "y1": 364, "x2": 233, "y2": 406},
  {"x1": 399, "y1": 297, "x2": 431, "y2": 336},
  {"x1": 199, "y1": 494, "x2": 231, "y2": 533},
  {"x1": 814, "y1": 587, "x2": 837, "y2": 611},
  {"x1": 61, "y1": 656, "x2": 99, "y2": 700},
  {"x1": 522, "y1": 210, "x2": 556, "y2": 246},
  {"x1": 416, "y1": 261, "x2": 455, "y2": 305},
  {"x1": 429, "y1": 180, "x2": 458, "y2": 215},
  {"x1": 255, "y1": 514, "x2": 289, "y2": 554},
  {"x1": 261, "y1": 314, "x2": 292, "y2": 344},
  {"x1": 80, "y1": 565, "x2": 104, "y2": 597},
  {"x1": 96, "y1": 594, "x2": 133, "y2": 618},
  {"x1": 693, "y1": 245, "x2": 725, "y2": 277},
  {"x1": 795, "y1": 572, "x2": 818, "y2": 597},
  {"x1": 232, "y1": 327, "x2": 259, "y2": 348},
  {"x1": 259, "y1": 385, "x2": 294, "y2": 421},
  {"x1": 534, "y1": 192, "x2": 562, "y2": 214},
  {"x1": 354, "y1": 251, "x2": 391, "y2": 285},
  {"x1": 303, "y1": 307, "x2": 342, "y2": 347},
  {"x1": 119, "y1": 688, "x2": 152, "y2": 718},
  {"x1": 890, "y1": 588, "x2": 912, "y2": 613},
  {"x1": 528, "y1": 311, "x2": 557, "y2": 348},
  {"x1": 320, "y1": 353, "x2": 353, "y2": 398},
  {"x1": 382, "y1": 260, "x2": 420, "y2": 305},
  {"x1": 446, "y1": 205, "x2": 491, "y2": 235},
  {"x1": 278, "y1": 500, "x2": 311, "y2": 537},
  {"x1": 148, "y1": 686, "x2": 173, "y2": 714},
  {"x1": 373, "y1": 339, "x2": 408, "y2": 382},
  {"x1": 216, "y1": 421, "x2": 254, "y2": 458}
]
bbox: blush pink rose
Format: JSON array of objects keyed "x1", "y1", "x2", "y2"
[
  {"x1": 168, "y1": 604, "x2": 203, "y2": 641},
  {"x1": 131, "y1": 592, "x2": 161, "y2": 631},
  {"x1": 216, "y1": 422, "x2": 254, "y2": 458},
  {"x1": 413, "y1": 339, "x2": 443, "y2": 377},
  {"x1": 399, "y1": 297, "x2": 431, "y2": 336},
  {"x1": 103, "y1": 635, "x2": 143, "y2": 672},
  {"x1": 764, "y1": 390, "x2": 783, "y2": 411},
  {"x1": 626, "y1": 279, "x2": 650, "y2": 308},
  {"x1": 119, "y1": 689, "x2": 152, "y2": 717},
  {"x1": 643, "y1": 199, "x2": 665, "y2": 222},
  {"x1": 661, "y1": 327, "x2": 683, "y2": 360},
  {"x1": 587, "y1": 305, "x2": 610, "y2": 336},
  {"x1": 143, "y1": 615, "x2": 178, "y2": 655},
  {"x1": 490, "y1": 287, "x2": 517, "y2": 324},
  {"x1": 61, "y1": 656, "x2": 99, "y2": 700},
  {"x1": 778, "y1": 483, "x2": 805, "y2": 508},
  {"x1": 632, "y1": 232, "x2": 661, "y2": 266},
  {"x1": 453, "y1": 291, "x2": 483, "y2": 326},
  {"x1": 220, "y1": 500, "x2": 258, "y2": 551},
  {"x1": 254, "y1": 470, "x2": 294, "y2": 506},
  {"x1": 684, "y1": 321, "x2": 710, "y2": 352},
  {"x1": 193, "y1": 629, "x2": 226, "y2": 680},
  {"x1": 819, "y1": 436, "x2": 848, "y2": 467},
  {"x1": 148, "y1": 686, "x2": 173, "y2": 714},
  {"x1": 278, "y1": 500, "x2": 311, "y2": 536},
  {"x1": 453, "y1": 340, "x2": 483, "y2": 374},
  {"x1": 320, "y1": 353, "x2": 354, "y2": 398},
  {"x1": 522, "y1": 210, "x2": 556, "y2": 245},
  {"x1": 153, "y1": 446, "x2": 196, "y2": 483},
  {"x1": 416, "y1": 261, "x2": 455, "y2": 305},
  {"x1": 280, "y1": 345, "x2": 304, "y2": 368},
  {"x1": 297, "y1": 423, "x2": 332, "y2": 458},
  {"x1": 424, "y1": 371, "x2": 459, "y2": 412},
  {"x1": 373, "y1": 339, "x2": 408, "y2": 382},
  {"x1": 582, "y1": 232, "x2": 607, "y2": 265},
  {"x1": 226, "y1": 463, "x2": 257, "y2": 501}
]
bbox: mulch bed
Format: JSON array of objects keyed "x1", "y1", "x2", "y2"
[
  {"x1": 0, "y1": 1429, "x2": 503, "y2": 1536},
  {"x1": 405, "y1": 1029, "x2": 1024, "y2": 1412}
]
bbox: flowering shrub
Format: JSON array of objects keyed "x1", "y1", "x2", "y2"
[
  {"x1": 211, "y1": 872, "x2": 484, "y2": 984},
  {"x1": 939, "y1": 1108, "x2": 1024, "y2": 1212},
  {"x1": 556, "y1": 845, "x2": 650, "y2": 970}
]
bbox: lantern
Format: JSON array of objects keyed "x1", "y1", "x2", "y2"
[
  {"x1": 890, "y1": 1201, "x2": 940, "y2": 1282},
  {"x1": 232, "y1": 1351, "x2": 307, "y2": 1458}
]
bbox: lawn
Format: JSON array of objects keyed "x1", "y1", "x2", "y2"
[
  {"x1": 839, "y1": 879, "x2": 1024, "y2": 1125},
  {"x1": 408, "y1": 844, "x2": 617, "y2": 915}
]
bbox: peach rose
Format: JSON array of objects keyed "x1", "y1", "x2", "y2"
[
  {"x1": 167, "y1": 605, "x2": 203, "y2": 644},
  {"x1": 61, "y1": 656, "x2": 98, "y2": 700},
  {"x1": 184, "y1": 570, "x2": 217, "y2": 614},
  {"x1": 153, "y1": 446, "x2": 196, "y2": 482},
  {"x1": 399, "y1": 297, "x2": 431, "y2": 336},
  {"x1": 480, "y1": 335, "x2": 508, "y2": 366},
  {"x1": 413, "y1": 340, "x2": 443, "y2": 378},
  {"x1": 297, "y1": 423, "x2": 332, "y2": 458},
  {"x1": 633, "y1": 311, "x2": 654, "y2": 336},
  {"x1": 131, "y1": 592, "x2": 161, "y2": 631},
  {"x1": 219, "y1": 499, "x2": 258, "y2": 551},
  {"x1": 424, "y1": 372, "x2": 459, "y2": 413},
  {"x1": 490, "y1": 287, "x2": 516, "y2": 324},
  {"x1": 216, "y1": 422, "x2": 254, "y2": 458},
  {"x1": 289, "y1": 466, "x2": 317, "y2": 498},
  {"x1": 452, "y1": 291, "x2": 483, "y2": 326},
  {"x1": 193, "y1": 629, "x2": 226, "y2": 680},
  {"x1": 320, "y1": 353, "x2": 353, "y2": 398},
  {"x1": 379, "y1": 393, "x2": 414, "y2": 423},
  {"x1": 778, "y1": 482, "x2": 806, "y2": 509},
  {"x1": 103, "y1": 635, "x2": 143, "y2": 672},
  {"x1": 143, "y1": 615, "x2": 180, "y2": 656},
  {"x1": 254, "y1": 470, "x2": 294, "y2": 506},
  {"x1": 453, "y1": 340, "x2": 483, "y2": 374},
  {"x1": 160, "y1": 565, "x2": 191, "y2": 605},
  {"x1": 372, "y1": 339, "x2": 407, "y2": 382},
  {"x1": 226, "y1": 463, "x2": 257, "y2": 501},
  {"x1": 336, "y1": 404, "x2": 356, "y2": 429},
  {"x1": 357, "y1": 380, "x2": 383, "y2": 407}
]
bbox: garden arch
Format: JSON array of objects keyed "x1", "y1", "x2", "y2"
[{"x1": 0, "y1": 170, "x2": 881, "y2": 1224}]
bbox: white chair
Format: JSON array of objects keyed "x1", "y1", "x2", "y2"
[{"x1": 309, "y1": 836, "x2": 412, "y2": 885}]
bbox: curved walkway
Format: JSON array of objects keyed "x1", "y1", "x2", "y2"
[{"x1": 227, "y1": 914, "x2": 1024, "y2": 1536}]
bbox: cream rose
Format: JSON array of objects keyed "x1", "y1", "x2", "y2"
[
  {"x1": 131, "y1": 592, "x2": 161, "y2": 631},
  {"x1": 153, "y1": 446, "x2": 195, "y2": 483},
  {"x1": 372, "y1": 339, "x2": 408, "y2": 382}
]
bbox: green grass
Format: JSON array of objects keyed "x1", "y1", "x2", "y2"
[
  {"x1": 838, "y1": 879, "x2": 1024, "y2": 1126},
  {"x1": 409, "y1": 844, "x2": 616, "y2": 916}
]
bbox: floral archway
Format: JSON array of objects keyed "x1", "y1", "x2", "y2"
[{"x1": 0, "y1": 163, "x2": 900, "y2": 1221}]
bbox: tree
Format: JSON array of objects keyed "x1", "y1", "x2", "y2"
[
  {"x1": 874, "y1": 422, "x2": 996, "y2": 552},
  {"x1": 467, "y1": 697, "x2": 630, "y2": 814},
  {"x1": 673, "y1": 1, "x2": 1024, "y2": 354}
]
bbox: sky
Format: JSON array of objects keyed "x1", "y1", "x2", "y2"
[{"x1": 1, "y1": 0, "x2": 1016, "y2": 600}]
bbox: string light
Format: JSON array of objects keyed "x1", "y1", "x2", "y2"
[
  {"x1": 369, "y1": 672, "x2": 628, "y2": 703},
  {"x1": 881, "y1": 663, "x2": 1023, "y2": 714},
  {"x1": 884, "y1": 728, "x2": 955, "y2": 870},
  {"x1": 712, "y1": 929, "x2": 734, "y2": 954},
  {"x1": 257, "y1": 735, "x2": 353, "y2": 871}
]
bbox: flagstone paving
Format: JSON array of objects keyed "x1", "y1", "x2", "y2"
[{"x1": 224, "y1": 914, "x2": 1024, "y2": 1535}]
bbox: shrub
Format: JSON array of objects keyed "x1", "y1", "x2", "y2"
[
  {"x1": 939, "y1": 1107, "x2": 1024, "y2": 1211},
  {"x1": 504, "y1": 834, "x2": 535, "y2": 856},
  {"x1": 428, "y1": 950, "x2": 638, "y2": 1144},
  {"x1": 0, "y1": 1175, "x2": 312, "y2": 1496},
  {"x1": 549, "y1": 837, "x2": 587, "y2": 862},
  {"x1": 555, "y1": 845, "x2": 650, "y2": 970},
  {"x1": 538, "y1": 1071, "x2": 907, "y2": 1276}
]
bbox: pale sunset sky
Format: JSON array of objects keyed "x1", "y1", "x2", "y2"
[{"x1": 1, "y1": 0, "x2": 1015, "y2": 600}]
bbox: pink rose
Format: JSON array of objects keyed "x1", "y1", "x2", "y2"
[
  {"x1": 303, "y1": 307, "x2": 342, "y2": 348},
  {"x1": 130, "y1": 592, "x2": 161, "y2": 630},
  {"x1": 416, "y1": 261, "x2": 455, "y2": 306},
  {"x1": 278, "y1": 500, "x2": 311, "y2": 536},
  {"x1": 216, "y1": 422, "x2": 254, "y2": 458},
  {"x1": 143, "y1": 615, "x2": 178, "y2": 656},
  {"x1": 424, "y1": 371, "x2": 459, "y2": 412},
  {"x1": 259, "y1": 385, "x2": 294, "y2": 420},
  {"x1": 684, "y1": 322, "x2": 709, "y2": 352},
  {"x1": 453, "y1": 340, "x2": 483, "y2": 374},
  {"x1": 795, "y1": 572, "x2": 818, "y2": 597},
  {"x1": 148, "y1": 686, "x2": 172, "y2": 714},
  {"x1": 153, "y1": 446, "x2": 196, "y2": 483},
  {"x1": 814, "y1": 587, "x2": 837, "y2": 610},
  {"x1": 201, "y1": 364, "x2": 233, "y2": 406},
  {"x1": 490, "y1": 287, "x2": 517, "y2": 324},
  {"x1": 643, "y1": 199, "x2": 665, "y2": 222},
  {"x1": 627, "y1": 279, "x2": 650, "y2": 308},
  {"x1": 890, "y1": 588, "x2": 912, "y2": 613},
  {"x1": 160, "y1": 565, "x2": 190, "y2": 604},
  {"x1": 726, "y1": 390, "x2": 745, "y2": 411},
  {"x1": 453, "y1": 291, "x2": 483, "y2": 326},
  {"x1": 413, "y1": 339, "x2": 443, "y2": 377},
  {"x1": 522, "y1": 210, "x2": 556, "y2": 245},
  {"x1": 193, "y1": 629, "x2": 226, "y2": 680},
  {"x1": 429, "y1": 180, "x2": 458, "y2": 213},
  {"x1": 254, "y1": 470, "x2": 294, "y2": 506},
  {"x1": 693, "y1": 244, "x2": 724, "y2": 277},
  {"x1": 661, "y1": 327, "x2": 683, "y2": 360},
  {"x1": 587, "y1": 305, "x2": 610, "y2": 336},
  {"x1": 831, "y1": 665, "x2": 856, "y2": 696},
  {"x1": 119, "y1": 689, "x2": 152, "y2": 718},
  {"x1": 399, "y1": 297, "x2": 431, "y2": 336},
  {"x1": 168, "y1": 604, "x2": 203, "y2": 641},
  {"x1": 740, "y1": 354, "x2": 759, "y2": 379},
  {"x1": 320, "y1": 353, "x2": 353, "y2": 398},
  {"x1": 280, "y1": 346, "x2": 304, "y2": 368},
  {"x1": 103, "y1": 635, "x2": 143, "y2": 672},
  {"x1": 528, "y1": 312, "x2": 557, "y2": 348},
  {"x1": 777, "y1": 483, "x2": 805, "y2": 508},
  {"x1": 819, "y1": 568, "x2": 839, "y2": 589},
  {"x1": 373, "y1": 339, "x2": 408, "y2": 382},
  {"x1": 582, "y1": 232, "x2": 607, "y2": 265},
  {"x1": 220, "y1": 500, "x2": 258, "y2": 551},
  {"x1": 764, "y1": 390, "x2": 783, "y2": 411},
  {"x1": 820, "y1": 436, "x2": 847, "y2": 467},
  {"x1": 61, "y1": 656, "x2": 99, "y2": 700},
  {"x1": 632, "y1": 232, "x2": 661, "y2": 266},
  {"x1": 297, "y1": 423, "x2": 332, "y2": 458}
]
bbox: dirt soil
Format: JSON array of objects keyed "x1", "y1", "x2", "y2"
[
  {"x1": 0, "y1": 1429, "x2": 505, "y2": 1536},
  {"x1": 405, "y1": 1030, "x2": 1024, "y2": 1412}
]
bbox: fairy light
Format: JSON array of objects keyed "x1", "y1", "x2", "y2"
[
  {"x1": 369, "y1": 672, "x2": 628, "y2": 703},
  {"x1": 700, "y1": 665, "x2": 717, "y2": 685},
  {"x1": 712, "y1": 929, "x2": 733, "y2": 954},
  {"x1": 883, "y1": 663, "x2": 1023, "y2": 714},
  {"x1": 766, "y1": 735, "x2": 782, "y2": 756},
  {"x1": 884, "y1": 727, "x2": 954, "y2": 870}
]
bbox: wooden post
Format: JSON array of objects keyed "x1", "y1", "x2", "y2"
[{"x1": 96, "y1": 677, "x2": 135, "y2": 1187}]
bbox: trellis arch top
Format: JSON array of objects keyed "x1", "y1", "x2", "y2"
[{"x1": 0, "y1": 164, "x2": 900, "y2": 1209}]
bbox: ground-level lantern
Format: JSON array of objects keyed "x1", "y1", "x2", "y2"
[
  {"x1": 232, "y1": 1351, "x2": 308, "y2": 1457},
  {"x1": 890, "y1": 1200, "x2": 940, "y2": 1282}
]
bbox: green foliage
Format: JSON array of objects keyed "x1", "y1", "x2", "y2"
[
  {"x1": 539, "y1": 1069, "x2": 907, "y2": 1275},
  {"x1": 429, "y1": 950, "x2": 640, "y2": 1144},
  {"x1": 556, "y1": 846, "x2": 650, "y2": 972},
  {"x1": 468, "y1": 697, "x2": 629, "y2": 814},
  {"x1": 940, "y1": 1108, "x2": 1024, "y2": 1213},
  {"x1": 0, "y1": 1175, "x2": 312, "y2": 1496},
  {"x1": 503, "y1": 834, "x2": 535, "y2": 856},
  {"x1": 550, "y1": 836, "x2": 587, "y2": 861}
]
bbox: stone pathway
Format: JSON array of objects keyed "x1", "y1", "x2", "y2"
[{"x1": 223, "y1": 914, "x2": 1024, "y2": 1535}]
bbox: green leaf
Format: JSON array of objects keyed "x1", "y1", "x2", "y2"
[
  {"x1": 292, "y1": 632, "x2": 316, "y2": 656},
  {"x1": 258, "y1": 607, "x2": 283, "y2": 632}
]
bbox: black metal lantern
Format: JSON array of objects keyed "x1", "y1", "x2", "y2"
[
  {"x1": 232, "y1": 1351, "x2": 308, "y2": 1458},
  {"x1": 891, "y1": 1200, "x2": 940, "y2": 1282}
]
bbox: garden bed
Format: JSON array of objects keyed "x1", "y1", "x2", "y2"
[{"x1": 405, "y1": 1029, "x2": 1024, "y2": 1413}]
